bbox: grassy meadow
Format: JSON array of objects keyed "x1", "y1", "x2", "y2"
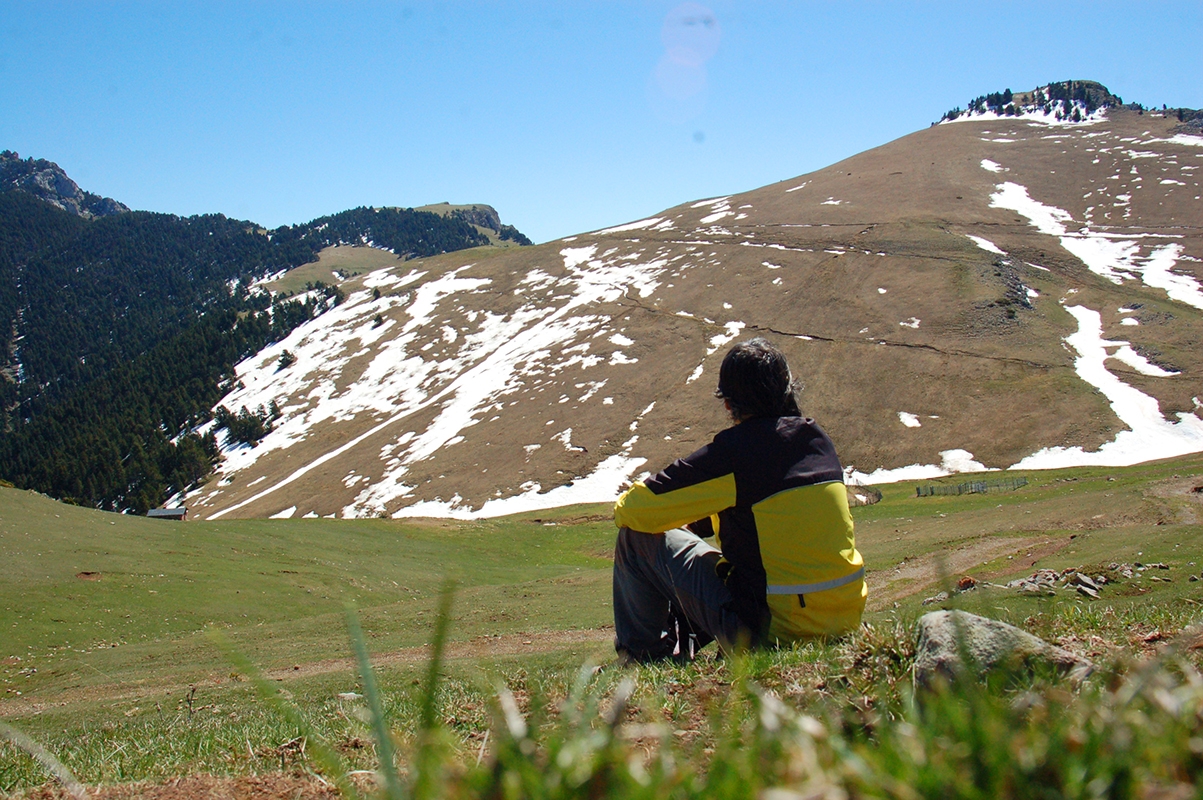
[
  {"x1": 2, "y1": 453, "x2": 1202, "y2": 796},
  {"x1": 263, "y1": 245, "x2": 405, "y2": 296}
]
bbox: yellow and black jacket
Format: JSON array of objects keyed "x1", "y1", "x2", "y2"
[{"x1": 614, "y1": 416, "x2": 866, "y2": 642}]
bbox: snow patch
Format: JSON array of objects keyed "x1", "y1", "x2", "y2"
[
  {"x1": 1159, "y1": 134, "x2": 1203, "y2": 148},
  {"x1": 707, "y1": 321, "x2": 746, "y2": 355},
  {"x1": 391, "y1": 452, "x2": 647, "y2": 520},
  {"x1": 1010, "y1": 305, "x2": 1203, "y2": 470},
  {"x1": 598, "y1": 217, "x2": 665, "y2": 235},
  {"x1": 609, "y1": 332, "x2": 634, "y2": 347},
  {"x1": 204, "y1": 241, "x2": 677, "y2": 520},
  {"x1": 990, "y1": 181, "x2": 1203, "y2": 310},
  {"x1": 1110, "y1": 345, "x2": 1178, "y2": 377},
  {"x1": 560, "y1": 245, "x2": 598, "y2": 269},
  {"x1": 846, "y1": 450, "x2": 992, "y2": 485},
  {"x1": 967, "y1": 235, "x2": 1005, "y2": 255},
  {"x1": 898, "y1": 412, "x2": 921, "y2": 428}
]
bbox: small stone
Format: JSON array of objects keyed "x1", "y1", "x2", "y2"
[
  {"x1": 922, "y1": 591, "x2": 950, "y2": 606},
  {"x1": 1075, "y1": 573, "x2": 1099, "y2": 591},
  {"x1": 1188, "y1": 575, "x2": 1198, "y2": 582},
  {"x1": 1075, "y1": 584, "x2": 1100, "y2": 599},
  {"x1": 956, "y1": 576, "x2": 977, "y2": 592}
]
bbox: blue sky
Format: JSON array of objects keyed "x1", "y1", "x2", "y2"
[{"x1": 3, "y1": 1, "x2": 1200, "y2": 243}]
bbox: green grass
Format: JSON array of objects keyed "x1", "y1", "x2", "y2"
[
  {"x1": 264, "y1": 245, "x2": 402, "y2": 296},
  {"x1": 2, "y1": 453, "x2": 1202, "y2": 795},
  {"x1": 7, "y1": 612, "x2": 1202, "y2": 797},
  {"x1": 0, "y1": 490, "x2": 615, "y2": 701}
]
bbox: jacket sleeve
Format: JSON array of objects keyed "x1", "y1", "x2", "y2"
[{"x1": 614, "y1": 438, "x2": 737, "y2": 533}]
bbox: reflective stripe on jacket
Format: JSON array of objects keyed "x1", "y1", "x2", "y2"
[{"x1": 614, "y1": 415, "x2": 866, "y2": 641}]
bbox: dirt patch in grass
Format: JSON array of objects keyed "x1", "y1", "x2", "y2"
[
  {"x1": 867, "y1": 534, "x2": 1056, "y2": 611},
  {"x1": 0, "y1": 628, "x2": 615, "y2": 719},
  {"x1": 273, "y1": 626, "x2": 614, "y2": 682},
  {"x1": 16, "y1": 772, "x2": 350, "y2": 799}
]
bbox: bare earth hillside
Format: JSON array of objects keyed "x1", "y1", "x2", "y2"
[{"x1": 187, "y1": 98, "x2": 1203, "y2": 521}]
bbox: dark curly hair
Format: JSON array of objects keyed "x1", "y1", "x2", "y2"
[{"x1": 714, "y1": 337, "x2": 802, "y2": 420}]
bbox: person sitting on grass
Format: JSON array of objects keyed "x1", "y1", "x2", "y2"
[{"x1": 612, "y1": 337, "x2": 866, "y2": 662}]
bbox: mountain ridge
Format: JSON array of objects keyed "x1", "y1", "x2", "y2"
[
  {"x1": 175, "y1": 83, "x2": 1203, "y2": 520},
  {"x1": 3, "y1": 80, "x2": 1201, "y2": 518},
  {"x1": 0, "y1": 164, "x2": 533, "y2": 512}
]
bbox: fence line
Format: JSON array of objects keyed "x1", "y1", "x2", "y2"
[{"x1": 915, "y1": 476, "x2": 1028, "y2": 497}]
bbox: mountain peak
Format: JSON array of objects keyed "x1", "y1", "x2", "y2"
[
  {"x1": 939, "y1": 80, "x2": 1125, "y2": 125},
  {"x1": 0, "y1": 150, "x2": 129, "y2": 219}
]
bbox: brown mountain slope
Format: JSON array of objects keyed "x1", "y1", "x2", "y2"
[{"x1": 187, "y1": 100, "x2": 1203, "y2": 520}]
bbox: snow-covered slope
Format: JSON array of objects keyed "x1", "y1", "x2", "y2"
[{"x1": 188, "y1": 89, "x2": 1203, "y2": 520}]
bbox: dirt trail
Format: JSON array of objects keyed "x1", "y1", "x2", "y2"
[
  {"x1": 269, "y1": 627, "x2": 614, "y2": 681},
  {"x1": 0, "y1": 628, "x2": 614, "y2": 719},
  {"x1": 867, "y1": 534, "x2": 1065, "y2": 611}
]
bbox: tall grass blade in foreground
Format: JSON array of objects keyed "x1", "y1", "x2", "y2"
[
  {"x1": 346, "y1": 603, "x2": 404, "y2": 799},
  {"x1": 0, "y1": 720, "x2": 88, "y2": 800},
  {"x1": 208, "y1": 628, "x2": 361, "y2": 800},
  {"x1": 412, "y1": 580, "x2": 455, "y2": 800}
]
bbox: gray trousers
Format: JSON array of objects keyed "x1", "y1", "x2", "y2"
[{"x1": 612, "y1": 527, "x2": 750, "y2": 660}]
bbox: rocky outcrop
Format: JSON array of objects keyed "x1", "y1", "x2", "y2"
[
  {"x1": 0, "y1": 150, "x2": 129, "y2": 219},
  {"x1": 1170, "y1": 108, "x2": 1203, "y2": 135},
  {"x1": 448, "y1": 204, "x2": 502, "y2": 232},
  {"x1": 914, "y1": 610, "x2": 1094, "y2": 688}
]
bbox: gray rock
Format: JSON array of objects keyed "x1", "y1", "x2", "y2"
[
  {"x1": 914, "y1": 610, "x2": 1094, "y2": 689},
  {"x1": 0, "y1": 150, "x2": 129, "y2": 219},
  {"x1": 921, "y1": 591, "x2": 950, "y2": 606},
  {"x1": 1074, "y1": 573, "x2": 1099, "y2": 591}
]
